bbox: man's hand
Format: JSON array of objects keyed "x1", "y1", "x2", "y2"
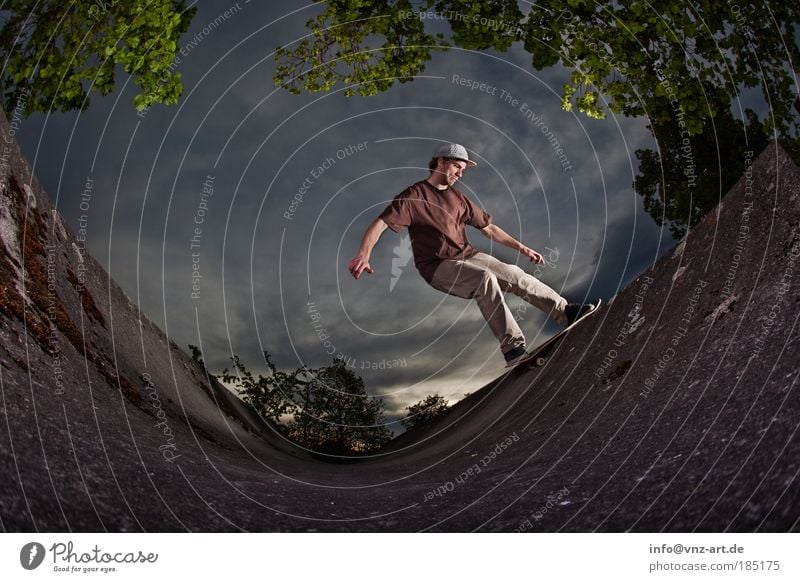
[
  {"x1": 519, "y1": 245, "x2": 544, "y2": 264},
  {"x1": 348, "y1": 255, "x2": 374, "y2": 279},
  {"x1": 349, "y1": 218, "x2": 388, "y2": 279},
  {"x1": 480, "y1": 224, "x2": 544, "y2": 264}
]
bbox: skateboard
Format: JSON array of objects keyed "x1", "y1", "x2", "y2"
[{"x1": 507, "y1": 299, "x2": 602, "y2": 368}]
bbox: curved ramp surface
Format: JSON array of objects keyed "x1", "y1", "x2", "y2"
[{"x1": 1, "y1": 107, "x2": 798, "y2": 531}]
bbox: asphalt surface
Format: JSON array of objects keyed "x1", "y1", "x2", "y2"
[{"x1": 1, "y1": 106, "x2": 798, "y2": 531}]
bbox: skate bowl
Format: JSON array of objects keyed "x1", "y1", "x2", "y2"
[{"x1": 1, "y1": 104, "x2": 798, "y2": 531}]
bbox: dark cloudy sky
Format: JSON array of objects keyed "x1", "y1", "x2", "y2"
[{"x1": 16, "y1": 0, "x2": 676, "y2": 423}]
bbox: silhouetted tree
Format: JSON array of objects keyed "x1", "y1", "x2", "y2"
[
  {"x1": 218, "y1": 352, "x2": 299, "y2": 422},
  {"x1": 401, "y1": 393, "x2": 450, "y2": 430},
  {"x1": 286, "y1": 359, "x2": 392, "y2": 454},
  {"x1": 216, "y1": 352, "x2": 392, "y2": 455},
  {"x1": 188, "y1": 344, "x2": 205, "y2": 368},
  {"x1": 634, "y1": 105, "x2": 769, "y2": 238}
]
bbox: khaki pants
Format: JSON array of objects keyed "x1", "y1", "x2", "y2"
[{"x1": 428, "y1": 252, "x2": 567, "y2": 354}]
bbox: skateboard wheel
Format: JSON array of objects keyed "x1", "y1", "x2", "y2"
[{"x1": 535, "y1": 357, "x2": 547, "y2": 367}]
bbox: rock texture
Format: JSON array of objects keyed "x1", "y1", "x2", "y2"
[{"x1": 1, "y1": 105, "x2": 798, "y2": 531}]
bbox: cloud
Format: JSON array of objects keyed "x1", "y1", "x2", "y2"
[{"x1": 15, "y1": 0, "x2": 672, "y2": 412}]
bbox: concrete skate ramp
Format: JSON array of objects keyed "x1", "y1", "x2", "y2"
[{"x1": 1, "y1": 103, "x2": 798, "y2": 531}]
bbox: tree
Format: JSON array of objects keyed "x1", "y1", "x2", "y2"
[
  {"x1": 273, "y1": 0, "x2": 524, "y2": 99},
  {"x1": 217, "y1": 352, "x2": 392, "y2": 455},
  {"x1": 274, "y1": 1, "x2": 799, "y2": 138},
  {"x1": 522, "y1": 1, "x2": 799, "y2": 137},
  {"x1": 274, "y1": 0, "x2": 441, "y2": 98},
  {"x1": 274, "y1": 1, "x2": 799, "y2": 235},
  {"x1": 401, "y1": 393, "x2": 449, "y2": 431},
  {"x1": 188, "y1": 343, "x2": 205, "y2": 368},
  {"x1": 0, "y1": 1, "x2": 197, "y2": 114},
  {"x1": 634, "y1": 105, "x2": 769, "y2": 239},
  {"x1": 218, "y1": 352, "x2": 299, "y2": 423},
  {"x1": 286, "y1": 359, "x2": 393, "y2": 454}
]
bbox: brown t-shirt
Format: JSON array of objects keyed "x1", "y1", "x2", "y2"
[{"x1": 379, "y1": 180, "x2": 493, "y2": 282}]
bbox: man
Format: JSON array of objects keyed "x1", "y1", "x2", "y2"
[{"x1": 348, "y1": 143, "x2": 594, "y2": 366}]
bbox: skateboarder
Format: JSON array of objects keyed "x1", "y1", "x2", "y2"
[{"x1": 348, "y1": 143, "x2": 594, "y2": 366}]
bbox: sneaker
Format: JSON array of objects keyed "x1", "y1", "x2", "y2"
[
  {"x1": 565, "y1": 302, "x2": 596, "y2": 326},
  {"x1": 504, "y1": 345, "x2": 528, "y2": 366}
]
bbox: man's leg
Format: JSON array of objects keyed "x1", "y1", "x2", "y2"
[
  {"x1": 428, "y1": 259, "x2": 525, "y2": 355},
  {"x1": 464, "y1": 252, "x2": 569, "y2": 326}
]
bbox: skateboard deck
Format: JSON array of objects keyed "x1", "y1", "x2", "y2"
[{"x1": 507, "y1": 299, "x2": 602, "y2": 368}]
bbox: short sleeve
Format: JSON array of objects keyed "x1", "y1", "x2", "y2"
[
  {"x1": 378, "y1": 190, "x2": 414, "y2": 232},
  {"x1": 463, "y1": 194, "x2": 493, "y2": 229}
]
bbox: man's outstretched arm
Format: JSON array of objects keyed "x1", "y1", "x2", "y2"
[
  {"x1": 479, "y1": 223, "x2": 544, "y2": 264},
  {"x1": 348, "y1": 217, "x2": 389, "y2": 279}
]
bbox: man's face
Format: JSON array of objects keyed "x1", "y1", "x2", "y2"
[{"x1": 437, "y1": 158, "x2": 468, "y2": 185}]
